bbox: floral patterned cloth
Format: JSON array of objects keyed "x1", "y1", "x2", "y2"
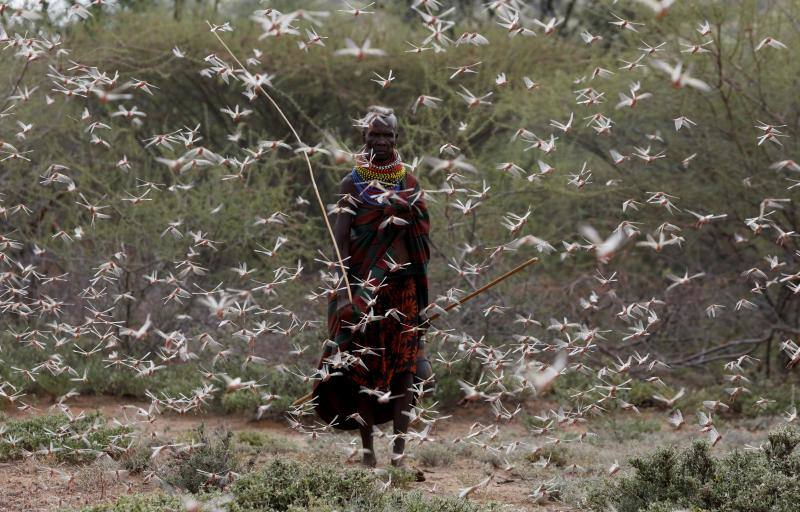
[{"x1": 312, "y1": 170, "x2": 430, "y2": 422}]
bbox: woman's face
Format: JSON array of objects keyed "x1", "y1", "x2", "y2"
[{"x1": 364, "y1": 119, "x2": 398, "y2": 162}]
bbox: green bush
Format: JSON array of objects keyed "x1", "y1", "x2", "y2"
[
  {"x1": 417, "y1": 442, "x2": 456, "y2": 468},
  {"x1": 119, "y1": 438, "x2": 158, "y2": 475},
  {"x1": 160, "y1": 424, "x2": 239, "y2": 493},
  {"x1": 386, "y1": 465, "x2": 418, "y2": 490},
  {"x1": 236, "y1": 431, "x2": 298, "y2": 454},
  {"x1": 0, "y1": 412, "x2": 132, "y2": 464},
  {"x1": 80, "y1": 455, "x2": 503, "y2": 511},
  {"x1": 527, "y1": 443, "x2": 571, "y2": 468},
  {"x1": 221, "y1": 390, "x2": 263, "y2": 415},
  {"x1": 546, "y1": 370, "x2": 596, "y2": 406},
  {"x1": 228, "y1": 458, "x2": 498, "y2": 512},
  {"x1": 76, "y1": 494, "x2": 181, "y2": 512},
  {"x1": 586, "y1": 425, "x2": 800, "y2": 512},
  {"x1": 598, "y1": 415, "x2": 661, "y2": 443},
  {"x1": 230, "y1": 458, "x2": 378, "y2": 511},
  {"x1": 625, "y1": 381, "x2": 662, "y2": 409},
  {"x1": 0, "y1": 340, "x2": 308, "y2": 419}
]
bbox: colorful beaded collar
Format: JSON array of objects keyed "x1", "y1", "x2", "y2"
[{"x1": 353, "y1": 150, "x2": 406, "y2": 185}]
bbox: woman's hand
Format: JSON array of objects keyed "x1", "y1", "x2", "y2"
[{"x1": 383, "y1": 201, "x2": 413, "y2": 224}]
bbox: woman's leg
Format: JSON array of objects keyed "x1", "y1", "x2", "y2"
[
  {"x1": 357, "y1": 392, "x2": 376, "y2": 467},
  {"x1": 390, "y1": 370, "x2": 414, "y2": 465}
]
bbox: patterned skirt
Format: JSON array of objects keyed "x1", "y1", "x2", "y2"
[{"x1": 346, "y1": 273, "x2": 419, "y2": 391}]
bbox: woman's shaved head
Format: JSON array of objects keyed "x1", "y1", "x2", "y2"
[
  {"x1": 360, "y1": 105, "x2": 399, "y2": 163},
  {"x1": 360, "y1": 105, "x2": 398, "y2": 134}
]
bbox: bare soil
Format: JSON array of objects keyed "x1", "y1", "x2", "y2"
[{"x1": 0, "y1": 395, "x2": 781, "y2": 512}]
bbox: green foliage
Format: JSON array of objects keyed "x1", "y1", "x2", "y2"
[
  {"x1": 229, "y1": 458, "x2": 379, "y2": 511},
  {"x1": 431, "y1": 358, "x2": 482, "y2": 409},
  {"x1": 0, "y1": 340, "x2": 204, "y2": 400},
  {"x1": 625, "y1": 381, "x2": 661, "y2": 408},
  {"x1": 235, "y1": 430, "x2": 298, "y2": 454},
  {"x1": 219, "y1": 367, "x2": 308, "y2": 417},
  {"x1": 546, "y1": 370, "x2": 595, "y2": 406},
  {"x1": 221, "y1": 390, "x2": 263, "y2": 414},
  {"x1": 76, "y1": 494, "x2": 181, "y2": 512},
  {"x1": 119, "y1": 438, "x2": 158, "y2": 474},
  {"x1": 77, "y1": 485, "x2": 498, "y2": 512},
  {"x1": 77, "y1": 448, "x2": 505, "y2": 511},
  {"x1": 0, "y1": 339, "x2": 308, "y2": 418},
  {"x1": 529, "y1": 443, "x2": 571, "y2": 468},
  {"x1": 0, "y1": 412, "x2": 132, "y2": 463},
  {"x1": 586, "y1": 425, "x2": 800, "y2": 512},
  {"x1": 160, "y1": 424, "x2": 239, "y2": 493},
  {"x1": 416, "y1": 442, "x2": 456, "y2": 467},
  {"x1": 228, "y1": 458, "x2": 498, "y2": 512},
  {"x1": 598, "y1": 415, "x2": 662, "y2": 443},
  {"x1": 386, "y1": 465, "x2": 418, "y2": 489},
  {"x1": 732, "y1": 382, "x2": 797, "y2": 419},
  {"x1": 377, "y1": 491, "x2": 501, "y2": 512}
]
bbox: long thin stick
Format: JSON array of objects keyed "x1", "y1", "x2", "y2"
[
  {"x1": 210, "y1": 25, "x2": 353, "y2": 302},
  {"x1": 291, "y1": 256, "x2": 539, "y2": 407},
  {"x1": 427, "y1": 256, "x2": 539, "y2": 322}
]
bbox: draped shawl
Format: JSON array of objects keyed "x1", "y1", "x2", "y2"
[{"x1": 312, "y1": 170, "x2": 431, "y2": 429}]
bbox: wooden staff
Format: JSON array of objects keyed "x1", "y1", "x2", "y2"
[
  {"x1": 291, "y1": 256, "x2": 539, "y2": 406},
  {"x1": 211, "y1": 26, "x2": 353, "y2": 302},
  {"x1": 425, "y1": 256, "x2": 539, "y2": 323}
]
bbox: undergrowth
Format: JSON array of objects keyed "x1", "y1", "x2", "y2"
[
  {"x1": 78, "y1": 458, "x2": 500, "y2": 511},
  {"x1": 585, "y1": 424, "x2": 800, "y2": 512},
  {"x1": 0, "y1": 412, "x2": 132, "y2": 463},
  {"x1": 159, "y1": 424, "x2": 241, "y2": 493}
]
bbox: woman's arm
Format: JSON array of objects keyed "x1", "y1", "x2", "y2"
[{"x1": 333, "y1": 174, "x2": 356, "y2": 306}]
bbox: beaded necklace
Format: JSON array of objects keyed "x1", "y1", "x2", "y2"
[
  {"x1": 352, "y1": 150, "x2": 406, "y2": 205},
  {"x1": 353, "y1": 149, "x2": 406, "y2": 185}
]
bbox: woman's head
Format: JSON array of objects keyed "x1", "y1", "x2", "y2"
[{"x1": 360, "y1": 105, "x2": 398, "y2": 163}]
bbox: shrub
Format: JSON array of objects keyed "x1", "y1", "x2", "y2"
[
  {"x1": 229, "y1": 458, "x2": 500, "y2": 512},
  {"x1": 625, "y1": 380, "x2": 662, "y2": 409},
  {"x1": 386, "y1": 465, "x2": 418, "y2": 489},
  {"x1": 417, "y1": 442, "x2": 456, "y2": 467},
  {"x1": 527, "y1": 443, "x2": 571, "y2": 468},
  {"x1": 236, "y1": 430, "x2": 298, "y2": 454},
  {"x1": 159, "y1": 424, "x2": 239, "y2": 493},
  {"x1": 598, "y1": 415, "x2": 661, "y2": 443},
  {"x1": 546, "y1": 370, "x2": 595, "y2": 406},
  {"x1": 79, "y1": 457, "x2": 502, "y2": 512},
  {"x1": 730, "y1": 382, "x2": 797, "y2": 419},
  {"x1": 585, "y1": 425, "x2": 800, "y2": 512},
  {"x1": 229, "y1": 458, "x2": 379, "y2": 511},
  {"x1": 221, "y1": 389, "x2": 263, "y2": 415},
  {"x1": 379, "y1": 490, "x2": 501, "y2": 512},
  {"x1": 76, "y1": 494, "x2": 181, "y2": 512},
  {"x1": 0, "y1": 412, "x2": 132, "y2": 464},
  {"x1": 119, "y1": 438, "x2": 158, "y2": 474}
]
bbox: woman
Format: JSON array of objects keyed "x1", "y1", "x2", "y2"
[{"x1": 313, "y1": 106, "x2": 432, "y2": 468}]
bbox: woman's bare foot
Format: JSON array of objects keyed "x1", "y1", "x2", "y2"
[{"x1": 362, "y1": 452, "x2": 377, "y2": 467}]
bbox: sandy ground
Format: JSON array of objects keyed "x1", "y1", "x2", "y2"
[{"x1": 0, "y1": 395, "x2": 785, "y2": 512}]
